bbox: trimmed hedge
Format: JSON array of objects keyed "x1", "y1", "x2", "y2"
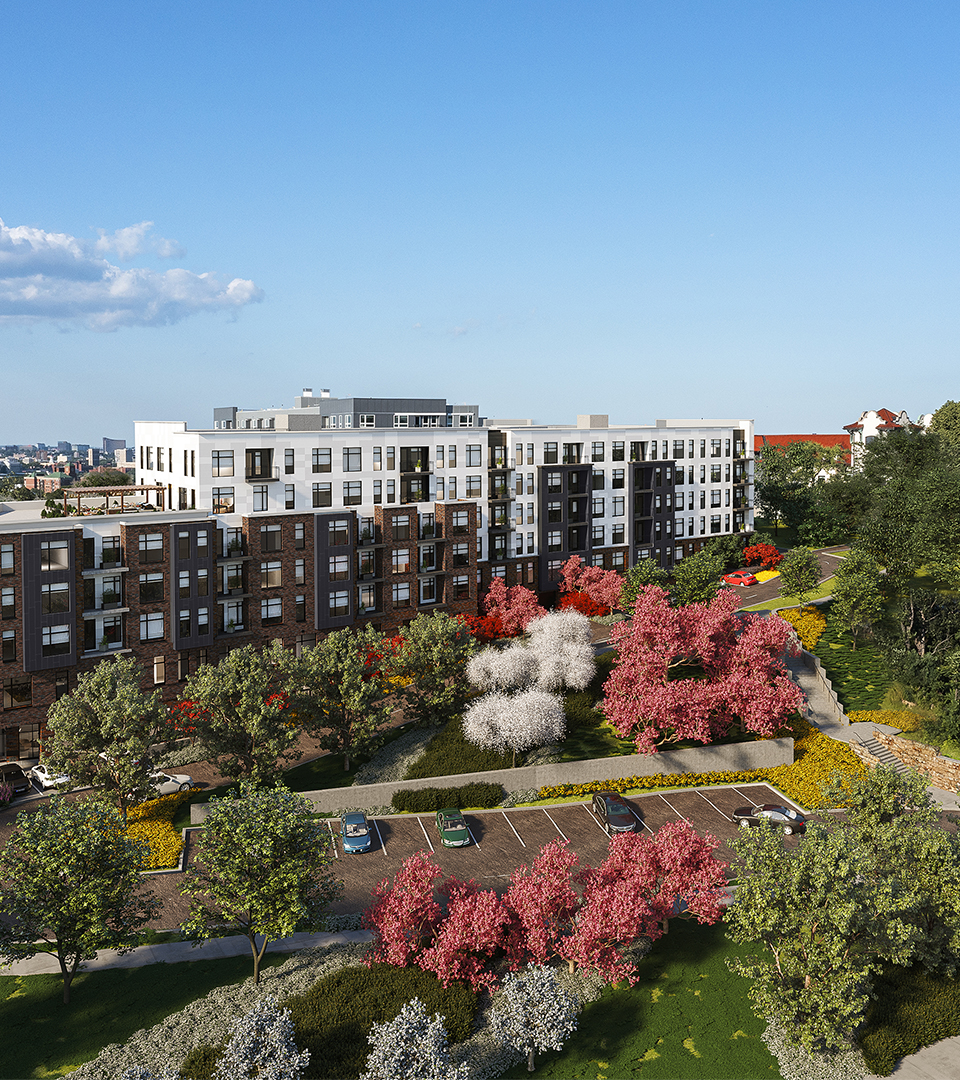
[
  {"x1": 392, "y1": 781, "x2": 503, "y2": 813},
  {"x1": 178, "y1": 965, "x2": 478, "y2": 1080},
  {"x1": 403, "y1": 718, "x2": 513, "y2": 779},
  {"x1": 859, "y1": 964, "x2": 960, "y2": 1075}
]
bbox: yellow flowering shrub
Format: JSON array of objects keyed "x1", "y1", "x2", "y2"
[
  {"x1": 126, "y1": 790, "x2": 190, "y2": 869},
  {"x1": 847, "y1": 709, "x2": 924, "y2": 732},
  {"x1": 537, "y1": 716, "x2": 866, "y2": 810},
  {"x1": 777, "y1": 606, "x2": 827, "y2": 650},
  {"x1": 754, "y1": 570, "x2": 780, "y2": 583}
]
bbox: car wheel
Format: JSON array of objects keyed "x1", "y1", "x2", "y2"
[
  {"x1": 178, "y1": 782, "x2": 191, "y2": 792},
  {"x1": 739, "y1": 819, "x2": 751, "y2": 828},
  {"x1": 783, "y1": 826, "x2": 793, "y2": 836}
]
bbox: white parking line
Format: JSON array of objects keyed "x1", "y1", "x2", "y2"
[
  {"x1": 326, "y1": 819, "x2": 339, "y2": 857},
  {"x1": 417, "y1": 815, "x2": 435, "y2": 852},
  {"x1": 582, "y1": 803, "x2": 609, "y2": 835},
  {"x1": 373, "y1": 819, "x2": 387, "y2": 855},
  {"x1": 657, "y1": 793, "x2": 688, "y2": 821},
  {"x1": 467, "y1": 827, "x2": 481, "y2": 849},
  {"x1": 541, "y1": 808, "x2": 568, "y2": 841},
  {"x1": 501, "y1": 811, "x2": 526, "y2": 846},
  {"x1": 696, "y1": 789, "x2": 732, "y2": 821}
]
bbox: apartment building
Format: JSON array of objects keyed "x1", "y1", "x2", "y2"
[{"x1": 0, "y1": 394, "x2": 753, "y2": 763}]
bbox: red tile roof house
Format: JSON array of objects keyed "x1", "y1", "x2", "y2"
[{"x1": 843, "y1": 409, "x2": 932, "y2": 463}]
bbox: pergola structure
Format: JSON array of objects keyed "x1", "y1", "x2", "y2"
[{"x1": 60, "y1": 484, "x2": 167, "y2": 515}]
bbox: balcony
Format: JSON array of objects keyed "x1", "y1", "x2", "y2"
[{"x1": 244, "y1": 466, "x2": 280, "y2": 483}]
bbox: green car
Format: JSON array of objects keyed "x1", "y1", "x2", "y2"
[{"x1": 436, "y1": 807, "x2": 471, "y2": 847}]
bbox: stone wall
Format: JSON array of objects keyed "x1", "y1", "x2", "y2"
[
  {"x1": 873, "y1": 729, "x2": 960, "y2": 793},
  {"x1": 185, "y1": 736, "x2": 796, "y2": 820}
]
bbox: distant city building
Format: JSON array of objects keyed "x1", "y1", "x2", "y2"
[
  {"x1": 103, "y1": 437, "x2": 127, "y2": 454},
  {"x1": 87, "y1": 449, "x2": 101, "y2": 467}
]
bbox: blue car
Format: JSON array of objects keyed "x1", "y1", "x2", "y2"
[{"x1": 340, "y1": 812, "x2": 373, "y2": 853}]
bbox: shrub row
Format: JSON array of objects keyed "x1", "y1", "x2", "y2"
[
  {"x1": 392, "y1": 781, "x2": 504, "y2": 813},
  {"x1": 847, "y1": 709, "x2": 924, "y2": 732},
  {"x1": 181, "y1": 964, "x2": 479, "y2": 1080},
  {"x1": 126, "y1": 789, "x2": 190, "y2": 869},
  {"x1": 777, "y1": 605, "x2": 827, "y2": 650}
]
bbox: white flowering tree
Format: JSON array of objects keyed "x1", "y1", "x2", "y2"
[
  {"x1": 212, "y1": 996, "x2": 310, "y2": 1080},
  {"x1": 490, "y1": 964, "x2": 579, "y2": 1072},
  {"x1": 526, "y1": 610, "x2": 595, "y2": 691},
  {"x1": 465, "y1": 643, "x2": 538, "y2": 692},
  {"x1": 359, "y1": 997, "x2": 469, "y2": 1080},
  {"x1": 462, "y1": 689, "x2": 566, "y2": 767}
]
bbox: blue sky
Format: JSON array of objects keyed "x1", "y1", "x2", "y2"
[{"x1": 2, "y1": 1, "x2": 958, "y2": 444}]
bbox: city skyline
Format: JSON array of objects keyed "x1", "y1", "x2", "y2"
[{"x1": 2, "y1": 2, "x2": 958, "y2": 442}]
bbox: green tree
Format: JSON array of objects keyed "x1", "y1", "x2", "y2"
[
  {"x1": 619, "y1": 559, "x2": 669, "y2": 610},
  {"x1": 43, "y1": 656, "x2": 168, "y2": 824},
  {"x1": 670, "y1": 548, "x2": 725, "y2": 606},
  {"x1": 754, "y1": 442, "x2": 848, "y2": 533},
  {"x1": 289, "y1": 625, "x2": 396, "y2": 771},
  {"x1": 777, "y1": 546, "x2": 821, "y2": 602},
  {"x1": 830, "y1": 548, "x2": 884, "y2": 649},
  {"x1": 71, "y1": 469, "x2": 132, "y2": 487},
  {"x1": 180, "y1": 641, "x2": 300, "y2": 786},
  {"x1": 0, "y1": 798, "x2": 159, "y2": 1003},
  {"x1": 929, "y1": 399, "x2": 960, "y2": 448},
  {"x1": 181, "y1": 785, "x2": 342, "y2": 984},
  {"x1": 0, "y1": 476, "x2": 39, "y2": 500},
  {"x1": 394, "y1": 612, "x2": 478, "y2": 726}
]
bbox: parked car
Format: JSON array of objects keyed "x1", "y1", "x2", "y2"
[
  {"x1": 340, "y1": 811, "x2": 373, "y2": 853},
  {"x1": 435, "y1": 807, "x2": 471, "y2": 847},
  {"x1": 591, "y1": 791, "x2": 638, "y2": 834},
  {"x1": 27, "y1": 763, "x2": 71, "y2": 790},
  {"x1": 733, "y1": 804, "x2": 806, "y2": 835},
  {"x1": 723, "y1": 570, "x2": 759, "y2": 587},
  {"x1": 0, "y1": 763, "x2": 30, "y2": 797},
  {"x1": 145, "y1": 771, "x2": 193, "y2": 797}
]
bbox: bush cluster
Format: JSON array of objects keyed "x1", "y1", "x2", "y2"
[
  {"x1": 125, "y1": 789, "x2": 190, "y2": 869},
  {"x1": 392, "y1": 781, "x2": 503, "y2": 813},
  {"x1": 403, "y1": 719, "x2": 514, "y2": 780},
  {"x1": 859, "y1": 964, "x2": 960, "y2": 1076},
  {"x1": 778, "y1": 605, "x2": 827, "y2": 650},
  {"x1": 812, "y1": 611, "x2": 893, "y2": 711},
  {"x1": 847, "y1": 709, "x2": 924, "y2": 732}
]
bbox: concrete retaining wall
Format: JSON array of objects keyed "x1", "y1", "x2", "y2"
[
  {"x1": 184, "y1": 737, "x2": 795, "y2": 821},
  {"x1": 873, "y1": 730, "x2": 960, "y2": 793}
]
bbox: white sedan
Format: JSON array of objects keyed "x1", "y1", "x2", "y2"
[
  {"x1": 28, "y1": 763, "x2": 71, "y2": 790},
  {"x1": 147, "y1": 771, "x2": 193, "y2": 796}
]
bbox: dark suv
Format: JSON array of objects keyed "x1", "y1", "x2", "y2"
[
  {"x1": 591, "y1": 791, "x2": 638, "y2": 834},
  {"x1": 0, "y1": 763, "x2": 30, "y2": 797}
]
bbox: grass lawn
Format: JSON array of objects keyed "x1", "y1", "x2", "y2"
[
  {"x1": 741, "y1": 577, "x2": 837, "y2": 612},
  {"x1": 0, "y1": 952, "x2": 286, "y2": 1080},
  {"x1": 810, "y1": 604, "x2": 893, "y2": 711},
  {"x1": 500, "y1": 918, "x2": 782, "y2": 1079}
]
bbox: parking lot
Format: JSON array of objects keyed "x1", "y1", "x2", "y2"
[{"x1": 324, "y1": 782, "x2": 800, "y2": 912}]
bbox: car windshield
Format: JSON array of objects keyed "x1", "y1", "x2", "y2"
[
  {"x1": 442, "y1": 814, "x2": 464, "y2": 827},
  {"x1": 344, "y1": 821, "x2": 368, "y2": 836}
]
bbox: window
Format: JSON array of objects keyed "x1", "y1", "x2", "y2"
[
  {"x1": 546, "y1": 472, "x2": 562, "y2": 494},
  {"x1": 157, "y1": 447, "x2": 164, "y2": 472},
  {"x1": 612, "y1": 469, "x2": 625, "y2": 488},
  {"x1": 526, "y1": 502, "x2": 534, "y2": 524},
  {"x1": 285, "y1": 485, "x2": 295, "y2": 509},
  {"x1": 676, "y1": 518, "x2": 685, "y2": 537},
  {"x1": 591, "y1": 441, "x2": 605, "y2": 462},
  {"x1": 139, "y1": 573, "x2": 164, "y2": 602},
  {"x1": 392, "y1": 583, "x2": 411, "y2": 607},
  {"x1": 394, "y1": 414, "x2": 409, "y2": 427},
  {"x1": 40, "y1": 540, "x2": 69, "y2": 570},
  {"x1": 612, "y1": 523, "x2": 625, "y2": 544},
  {"x1": 725, "y1": 463, "x2": 731, "y2": 482},
  {"x1": 491, "y1": 562, "x2": 506, "y2": 578},
  {"x1": 179, "y1": 610, "x2": 191, "y2": 637},
  {"x1": 213, "y1": 487, "x2": 235, "y2": 514},
  {"x1": 546, "y1": 559, "x2": 564, "y2": 583},
  {"x1": 0, "y1": 545, "x2": 12, "y2": 575},
  {"x1": 357, "y1": 584, "x2": 375, "y2": 612},
  {"x1": 261, "y1": 525, "x2": 281, "y2": 551},
  {"x1": 312, "y1": 447, "x2": 332, "y2": 473},
  {"x1": 711, "y1": 439, "x2": 722, "y2": 457},
  {"x1": 516, "y1": 534, "x2": 524, "y2": 554},
  {"x1": 329, "y1": 555, "x2": 349, "y2": 581},
  {"x1": 527, "y1": 532, "x2": 534, "y2": 552},
  {"x1": 261, "y1": 597, "x2": 282, "y2": 624},
  {"x1": 547, "y1": 500, "x2": 562, "y2": 522},
  {"x1": 710, "y1": 464, "x2": 722, "y2": 483},
  {"x1": 2, "y1": 587, "x2": 15, "y2": 619},
  {"x1": 393, "y1": 514, "x2": 411, "y2": 540},
  {"x1": 41, "y1": 582, "x2": 69, "y2": 614},
  {"x1": 295, "y1": 594, "x2": 306, "y2": 622},
  {"x1": 547, "y1": 530, "x2": 562, "y2": 551},
  {"x1": 448, "y1": 445, "x2": 456, "y2": 468},
  {"x1": 146, "y1": 447, "x2": 154, "y2": 470},
  {"x1": 592, "y1": 524, "x2": 605, "y2": 544},
  {"x1": 313, "y1": 483, "x2": 332, "y2": 507},
  {"x1": 373, "y1": 480, "x2": 382, "y2": 504},
  {"x1": 295, "y1": 559, "x2": 305, "y2": 585},
  {"x1": 360, "y1": 414, "x2": 375, "y2": 427},
  {"x1": 453, "y1": 575, "x2": 469, "y2": 598},
  {"x1": 343, "y1": 447, "x2": 362, "y2": 472},
  {"x1": 179, "y1": 570, "x2": 191, "y2": 598},
  {"x1": 452, "y1": 510, "x2": 469, "y2": 533},
  {"x1": 3, "y1": 676, "x2": 31, "y2": 709},
  {"x1": 699, "y1": 439, "x2": 706, "y2": 457},
  {"x1": 387, "y1": 447, "x2": 396, "y2": 470},
  {"x1": 284, "y1": 448, "x2": 294, "y2": 474},
  {"x1": 592, "y1": 470, "x2": 604, "y2": 490},
  {"x1": 295, "y1": 522, "x2": 305, "y2": 549},
  {"x1": 725, "y1": 488, "x2": 731, "y2": 507},
  {"x1": 420, "y1": 544, "x2": 436, "y2": 571},
  {"x1": 212, "y1": 450, "x2": 234, "y2": 477},
  {"x1": 612, "y1": 497, "x2": 625, "y2": 516},
  {"x1": 387, "y1": 479, "x2": 396, "y2": 503},
  {"x1": 700, "y1": 516, "x2": 706, "y2": 534},
  {"x1": 176, "y1": 531, "x2": 190, "y2": 560},
  {"x1": 711, "y1": 490, "x2": 721, "y2": 507},
  {"x1": 194, "y1": 568, "x2": 208, "y2": 597},
  {"x1": 466, "y1": 445, "x2": 481, "y2": 467},
  {"x1": 253, "y1": 485, "x2": 268, "y2": 512},
  {"x1": 446, "y1": 476, "x2": 456, "y2": 500},
  {"x1": 452, "y1": 543, "x2": 469, "y2": 566},
  {"x1": 1, "y1": 630, "x2": 13, "y2": 662},
  {"x1": 466, "y1": 476, "x2": 482, "y2": 498},
  {"x1": 562, "y1": 443, "x2": 582, "y2": 464},
  {"x1": 140, "y1": 612, "x2": 164, "y2": 640},
  {"x1": 261, "y1": 561, "x2": 281, "y2": 587},
  {"x1": 392, "y1": 549, "x2": 411, "y2": 573},
  {"x1": 591, "y1": 497, "x2": 604, "y2": 516},
  {"x1": 543, "y1": 442, "x2": 558, "y2": 464},
  {"x1": 700, "y1": 491, "x2": 706, "y2": 509},
  {"x1": 328, "y1": 519, "x2": 350, "y2": 546},
  {"x1": 711, "y1": 514, "x2": 721, "y2": 533},
  {"x1": 359, "y1": 549, "x2": 376, "y2": 577},
  {"x1": 419, "y1": 577, "x2": 437, "y2": 604},
  {"x1": 673, "y1": 440, "x2": 685, "y2": 459},
  {"x1": 55, "y1": 671, "x2": 69, "y2": 699},
  {"x1": 343, "y1": 481, "x2": 362, "y2": 505}
]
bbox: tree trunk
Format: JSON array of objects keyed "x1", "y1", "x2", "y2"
[
  {"x1": 343, "y1": 751, "x2": 351, "y2": 771},
  {"x1": 527, "y1": 1047, "x2": 536, "y2": 1072},
  {"x1": 58, "y1": 953, "x2": 77, "y2": 1005},
  {"x1": 250, "y1": 932, "x2": 270, "y2": 985}
]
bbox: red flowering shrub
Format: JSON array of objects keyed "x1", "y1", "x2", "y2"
[
  {"x1": 742, "y1": 542, "x2": 782, "y2": 570},
  {"x1": 460, "y1": 613, "x2": 508, "y2": 644},
  {"x1": 559, "y1": 592, "x2": 607, "y2": 618}
]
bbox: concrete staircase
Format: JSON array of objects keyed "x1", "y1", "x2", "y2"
[{"x1": 856, "y1": 736, "x2": 910, "y2": 775}]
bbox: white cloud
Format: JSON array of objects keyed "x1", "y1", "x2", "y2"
[{"x1": 0, "y1": 217, "x2": 263, "y2": 330}]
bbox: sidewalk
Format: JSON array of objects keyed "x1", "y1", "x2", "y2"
[{"x1": 1, "y1": 928, "x2": 374, "y2": 976}]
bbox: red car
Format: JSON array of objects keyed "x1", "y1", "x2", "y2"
[{"x1": 723, "y1": 570, "x2": 758, "y2": 587}]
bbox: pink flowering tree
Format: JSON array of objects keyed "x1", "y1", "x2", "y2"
[
  {"x1": 502, "y1": 839, "x2": 582, "y2": 967},
  {"x1": 418, "y1": 880, "x2": 511, "y2": 992},
  {"x1": 482, "y1": 579, "x2": 546, "y2": 636},
  {"x1": 601, "y1": 585, "x2": 804, "y2": 753},
  {"x1": 559, "y1": 555, "x2": 624, "y2": 613},
  {"x1": 363, "y1": 851, "x2": 445, "y2": 966}
]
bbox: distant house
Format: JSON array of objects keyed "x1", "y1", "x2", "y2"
[
  {"x1": 753, "y1": 433, "x2": 851, "y2": 481},
  {"x1": 843, "y1": 409, "x2": 931, "y2": 464}
]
